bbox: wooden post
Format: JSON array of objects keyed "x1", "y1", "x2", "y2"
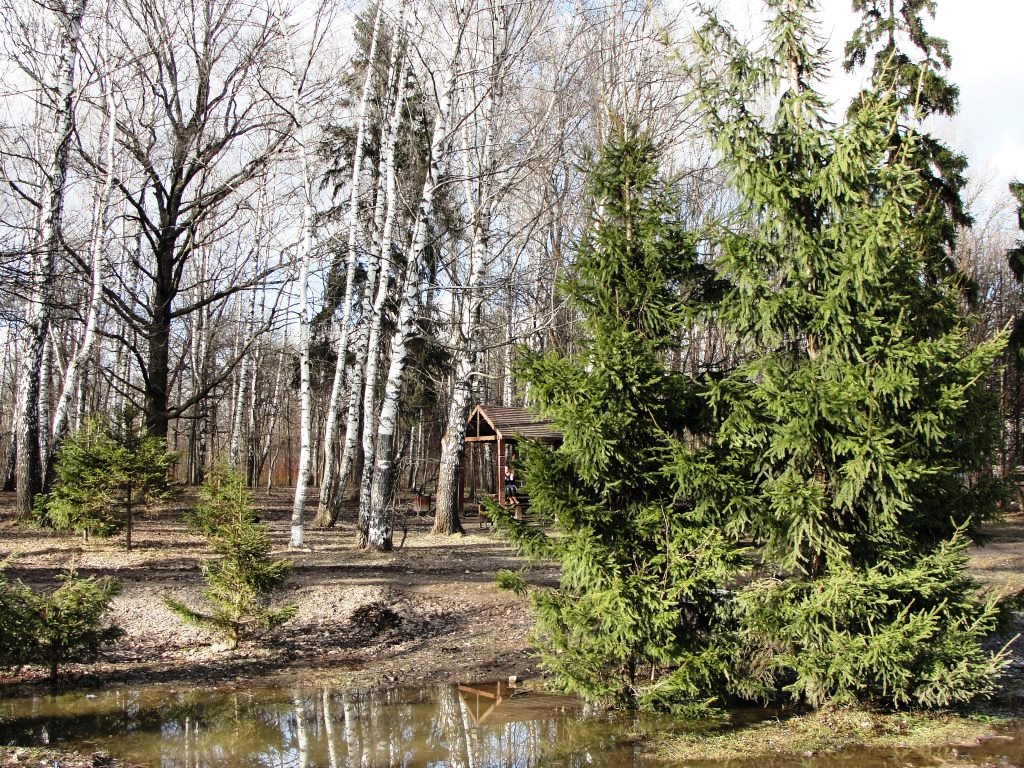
[{"x1": 497, "y1": 436, "x2": 506, "y2": 506}]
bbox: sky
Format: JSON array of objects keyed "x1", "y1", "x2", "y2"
[{"x1": 703, "y1": 0, "x2": 1024, "y2": 219}]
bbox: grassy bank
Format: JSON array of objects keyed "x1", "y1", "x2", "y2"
[{"x1": 642, "y1": 707, "x2": 1009, "y2": 763}]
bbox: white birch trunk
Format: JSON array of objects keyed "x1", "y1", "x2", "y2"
[
  {"x1": 15, "y1": 0, "x2": 86, "y2": 518},
  {"x1": 317, "y1": 1, "x2": 385, "y2": 523},
  {"x1": 289, "y1": 157, "x2": 314, "y2": 546},
  {"x1": 49, "y1": 53, "x2": 116, "y2": 455},
  {"x1": 503, "y1": 281, "x2": 515, "y2": 405},
  {"x1": 326, "y1": 25, "x2": 409, "y2": 528},
  {"x1": 355, "y1": 54, "x2": 412, "y2": 544},
  {"x1": 282, "y1": 14, "x2": 317, "y2": 549},
  {"x1": 37, "y1": 338, "x2": 53, "y2": 472},
  {"x1": 435, "y1": 0, "x2": 523, "y2": 532},
  {"x1": 364, "y1": 20, "x2": 466, "y2": 550},
  {"x1": 433, "y1": 100, "x2": 495, "y2": 534}
]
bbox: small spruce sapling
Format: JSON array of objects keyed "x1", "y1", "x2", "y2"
[
  {"x1": 185, "y1": 463, "x2": 259, "y2": 535},
  {"x1": 0, "y1": 564, "x2": 122, "y2": 681},
  {"x1": 30, "y1": 571, "x2": 124, "y2": 681},
  {"x1": 165, "y1": 470, "x2": 295, "y2": 648},
  {"x1": 0, "y1": 562, "x2": 34, "y2": 669},
  {"x1": 37, "y1": 413, "x2": 176, "y2": 550}
]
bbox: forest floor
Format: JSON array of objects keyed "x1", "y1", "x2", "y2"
[
  {"x1": 4, "y1": 489, "x2": 1024, "y2": 766},
  {"x1": 0, "y1": 488, "x2": 551, "y2": 694}
]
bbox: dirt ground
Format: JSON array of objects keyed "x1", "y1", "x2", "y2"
[
  {"x1": 4, "y1": 491, "x2": 1024, "y2": 767},
  {"x1": 0, "y1": 488, "x2": 555, "y2": 697}
]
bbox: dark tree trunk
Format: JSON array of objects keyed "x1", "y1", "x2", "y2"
[
  {"x1": 3, "y1": 442, "x2": 15, "y2": 491},
  {"x1": 145, "y1": 245, "x2": 175, "y2": 438},
  {"x1": 15, "y1": 351, "x2": 43, "y2": 520}
]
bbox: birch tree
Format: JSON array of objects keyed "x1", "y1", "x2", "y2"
[
  {"x1": 319, "y1": 4, "x2": 411, "y2": 528},
  {"x1": 316, "y1": 0, "x2": 385, "y2": 524},
  {"x1": 3, "y1": 0, "x2": 88, "y2": 519},
  {"x1": 433, "y1": 0, "x2": 554, "y2": 534},
  {"x1": 361, "y1": 0, "x2": 469, "y2": 550},
  {"x1": 352, "y1": 50, "x2": 413, "y2": 539},
  {"x1": 277, "y1": 0, "x2": 336, "y2": 547},
  {"x1": 47, "y1": 31, "x2": 117, "y2": 462}
]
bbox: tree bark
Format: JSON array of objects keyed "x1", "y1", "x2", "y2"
[
  {"x1": 355, "y1": 46, "x2": 412, "y2": 544},
  {"x1": 321, "y1": 17, "x2": 410, "y2": 529},
  {"x1": 15, "y1": 0, "x2": 87, "y2": 519},
  {"x1": 282, "y1": 8, "x2": 319, "y2": 548},
  {"x1": 365, "y1": 18, "x2": 465, "y2": 548},
  {"x1": 47, "y1": 51, "x2": 116, "y2": 473}
]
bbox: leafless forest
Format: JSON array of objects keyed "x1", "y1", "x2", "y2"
[{"x1": 0, "y1": 0, "x2": 1018, "y2": 551}]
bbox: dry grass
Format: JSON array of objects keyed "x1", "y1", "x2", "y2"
[{"x1": 645, "y1": 707, "x2": 1006, "y2": 763}]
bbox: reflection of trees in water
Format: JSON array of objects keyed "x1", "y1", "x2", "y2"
[
  {"x1": 2, "y1": 682, "x2": 616, "y2": 767},
  {"x1": 306, "y1": 683, "x2": 570, "y2": 768},
  {"x1": 157, "y1": 689, "x2": 305, "y2": 768}
]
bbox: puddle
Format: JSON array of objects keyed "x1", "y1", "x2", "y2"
[
  {"x1": 0, "y1": 680, "x2": 659, "y2": 767},
  {"x1": 1, "y1": 680, "x2": 1024, "y2": 767}
]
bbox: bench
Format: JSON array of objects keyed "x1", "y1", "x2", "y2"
[{"x1": 407, "y1": 494, "x2": 432, "y2": 516}]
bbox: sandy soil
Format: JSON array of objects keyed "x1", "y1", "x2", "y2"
[
  {"x1": 0, "y1": 488, "x2": 555, "y2": 697},
  {"x1": 3, "y1": 491, "x2": 1024, "y2": 692}
]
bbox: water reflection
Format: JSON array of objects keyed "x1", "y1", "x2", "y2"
[
  {"x1": 7, "y1": 683, "x2": 1024, "y2": 767},
  {"x1": 0, "y1": 680, "x2": 646, "y2": 767}
]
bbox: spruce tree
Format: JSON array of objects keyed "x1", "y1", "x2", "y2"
[
  {"x1": 845, "y1": 0, "x2": 972, "y2": 281},
  {"x1": 37, "y1": 414, "x2": 176, "y2": 551},
  {"x1": 492, "y1": 130, "x2": 745, "y2": 714},
  {"x1": 184, "y1": 463, "x2": 260, "y2": 536},
  {"x1": 166, "y1": 469, "x2": 295, "y2": 649},
  {"x1": 0, "y1": 567, "x2": 122, "y2": 681},
  {"x1": 691, "y1": 0, "x2": 1005, "y2": 708}
]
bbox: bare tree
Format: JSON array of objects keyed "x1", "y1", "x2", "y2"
[
  {"x1": 433, "y1": 0, "x2": 556, "y2": 533},
  {"x1": 316, "y1": 0, "x2": 385, "y2": 524},
  {"x1": 2, "y1": 0, "x2": 88, "y2": 518},
  {"x1": 97, "y1": 0, "x2": 298, "y2": 440}
]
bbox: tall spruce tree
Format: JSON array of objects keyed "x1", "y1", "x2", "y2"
[
  {"x1": 691, "y1": 0, "x2": 1005, "y2": 708},
  {"x1": 492, "y1": 130, "x2": 745, "y2": 714},
  {"x1": 845, "y1": 0, "x2": 971, "y2": 283}
]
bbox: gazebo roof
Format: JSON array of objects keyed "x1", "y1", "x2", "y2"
[{"x1": 465, "y1": 404, "x2": 562, "y2": 444}]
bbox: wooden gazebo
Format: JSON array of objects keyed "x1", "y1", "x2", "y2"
[{"x1": 459, "y1": 404, "x2": 562, "y2": 515}]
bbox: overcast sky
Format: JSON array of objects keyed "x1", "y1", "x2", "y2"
[{"x1": 700, "y1": 0, "x2": 1024, "y2": 218}]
